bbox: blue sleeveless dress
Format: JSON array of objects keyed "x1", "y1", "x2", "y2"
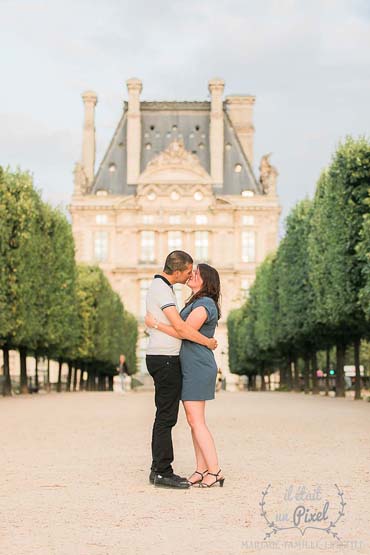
[{"x1": 179, "y1": 297, "x2": 218, "y2": 401}]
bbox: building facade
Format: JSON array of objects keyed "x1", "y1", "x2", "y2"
[{"x1": 69, "y1": 78, "x2": 281, "y2": 374}]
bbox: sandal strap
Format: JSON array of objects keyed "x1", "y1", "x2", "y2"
[
  {"x1": 207, "y1": 469, "x2": 221, "y2": 478},
  {"x1": 190, "y1": 469, "x2": 208, "y2": 478}
]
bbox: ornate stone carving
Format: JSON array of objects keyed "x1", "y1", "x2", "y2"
[
  {"x1": 73, "y1": 162, "x2": 90, "y2": 195},
  {"x1": 259, "y1": 153, "x2": 278, "y2": 195},
  {"x1": 139, "y1": 139, "x2": 211, "y2": 184},
  {"x1": 149, "y1": 140, "x2": 205, "y2": 172}
]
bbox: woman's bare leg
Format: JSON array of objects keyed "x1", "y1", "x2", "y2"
[
  {"x1": 191, "y1": 429, "x2": 208, "y2": 471},
  {"x1": 183, "y1": 400, "x2": 223, "y2": 485}
]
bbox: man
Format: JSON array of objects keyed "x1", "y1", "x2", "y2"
[{"x1": 146, "y1": 250, "x2": 217, "y2": 489}]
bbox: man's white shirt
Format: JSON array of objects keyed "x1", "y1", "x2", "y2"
[{"x1": 146, "y1": 275, "x2": 182, "y2": 356}]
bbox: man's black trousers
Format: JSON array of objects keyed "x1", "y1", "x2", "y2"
[{"x1": 146, "y1": 355, "x2": 182, "y2": 476}]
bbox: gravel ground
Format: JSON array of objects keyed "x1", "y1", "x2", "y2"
[{"x1": 1, "y1": 389, "x2": 370, "y2": 555}]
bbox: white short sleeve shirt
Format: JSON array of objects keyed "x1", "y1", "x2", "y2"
[{"x1": 146, "y1": 275, "x2": 182, "y2": 356}]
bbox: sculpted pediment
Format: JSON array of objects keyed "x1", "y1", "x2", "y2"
[{"x1": 138, "y1": 139, "x2": 212, "y2": 185}]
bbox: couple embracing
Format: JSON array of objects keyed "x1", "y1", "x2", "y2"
[{"x1": 145, "y1": 250, "x2": 225, "y2": 490}]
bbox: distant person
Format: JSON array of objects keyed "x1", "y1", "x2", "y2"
[
  {"x1": 118, "y1": 354, "x2": 129, "y2": 393},
  {"x1": 216, "y1": 368, "x2": 223, "y2": 392}
]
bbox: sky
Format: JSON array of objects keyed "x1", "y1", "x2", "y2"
[{"x1": 1, "y1": 0, "x2": 370, "y2": 233}]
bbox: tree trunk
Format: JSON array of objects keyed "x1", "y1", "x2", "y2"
[
  {"x1": 354, "y1": 338, "x2": 362, "y2": 401},
  {"x1": 267, "y1": 372, "x2": 271, "y2": 391},
  {"x1": 260, "y1": 363, "x2": 266, "y2": 391},
  {"x1": 335, "y1": 342, "x2": 346, "y2": 398},
  {"x1": 2, "y1": 346, "x2": 12, "y2": 396},
  {"x1": 98, "y1": 373, "x2": 105, "y2": 391},
  {"x1": 19, "y1": 347, "x2": 28, "y2": 394},
  {"x1": 286, "y1": 359, "x2": 292, "y2": 391},
  {"x1": 78, "y1": 364, "x2": 84, "y2": 391},
  {"x1": 311, "y1": 352, "x2": 319, "y2": 394},
  {"x1": 303, "y1": 355, "x2": 310, "y2": 394},
  {"x1": 92, "y1": 368, "x2": 97, "y2": 391},
  {"x1": 325, "y1": 348, "x2": 330, "y2": 396},
  {"x1": 86, "y1": 365, "x2": 92, "y2": 391},
  {"x1": 279, "y1": 364, "x2": 287, "y2": 388},
  {"x1": 73, "y1": 365, "x2": 78, "y2": 392},
  {"x1": 57, "y1": 360, "x2": 63, "y2": 393},
  {"x1": 46, "y1": 358, "x2": 51, "y2": 392},
  {"x1": 108, "y1": 375, "x2": 114, "y2": 391},
  {"x1": 34, "y1": 355, "x2": 39, "y2": 391},
  {"x1": 66, "y1": 362, "x2": 73, "y2": 392},
  {"x1": 292, "y1": 355, "x2": 300, "y2": 392}
]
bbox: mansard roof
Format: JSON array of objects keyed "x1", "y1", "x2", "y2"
[{"x1": 92, "y1": 101, "x2": 262, "y2": 196}]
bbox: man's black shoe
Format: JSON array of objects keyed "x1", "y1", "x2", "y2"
[
  {"x1": 153, "y1": 473, "x2": 190, "y2": 489},
  {"x1": 149, "y1": 470, "x2": 188, "y2": 484}
]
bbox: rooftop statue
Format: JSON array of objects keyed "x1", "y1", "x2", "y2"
[{"x1": 259, "y1": 153, "x2": 278, "y2": 195}]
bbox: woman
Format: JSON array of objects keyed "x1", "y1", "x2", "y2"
[{"x1": 145, "y1": 263, "x2": 225, "y2": 488}]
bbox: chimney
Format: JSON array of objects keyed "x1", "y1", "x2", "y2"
[
  {"x1": 225, "y1": 95, "x2": 255, "y2": 166},
  {"x1": 208, "y1": 78, "x2": 225, "y2": 186},
  {"x1": 81, "y1": 90, "x2": 98, "y2": 185},
  {"x1": 126, "y1": 78, "x2": 143, "y2": 185}
]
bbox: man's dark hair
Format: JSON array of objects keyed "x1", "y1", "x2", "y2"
[{"x1": 163, "y1": 251, "x2": 193, "y2": 274}]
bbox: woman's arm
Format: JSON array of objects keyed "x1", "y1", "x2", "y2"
[
  {"x1": 145, "y1": 312, "x2": 181, "y2": 338},
  {"x1": 145, "y1": 307, "x2": 208, "y2": 338}
]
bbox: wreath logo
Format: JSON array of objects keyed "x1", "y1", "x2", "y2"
[{"x1": 259, "y1": 484, "x2": 346, "y2": 541}]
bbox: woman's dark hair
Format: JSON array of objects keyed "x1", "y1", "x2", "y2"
[{"x1": 186, "y1": 263, "x2": 221, "y2": 320}]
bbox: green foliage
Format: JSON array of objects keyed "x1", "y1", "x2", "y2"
[
  {"x1": 309, "y1": 137, "x2": 370, "y2": 339},
  {"x1": 0, "y1": 167, "x2": 44, "y2": 349},
  {"x1": 358, "y1": 195, "x2": 370, "y2": 320},
  {"x1": 275, "y1": 199, "x2": 315, "y2": 352},
  {"x1": 121, "y1": 310, "x2": 138, "y2": 373},
  {"x1": 74, "y1": 265, "x2": 138, "y2": 372},
  {"x1": 0, "y1": 167, "x2": 138, "y2": 376},
  {"x1": 229, "y1": 136, "x2": 370, "y2": 383},
  {"x1": 253, "y1": 255, "x2": 279, "y2": 357}
]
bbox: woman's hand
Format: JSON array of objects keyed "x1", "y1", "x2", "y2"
[{"x1": 145, "y1": 312, "x2": 157, "y2": 328}]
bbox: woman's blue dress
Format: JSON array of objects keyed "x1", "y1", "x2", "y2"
[{"x1": 179, "y1": 296, "x2": 218, "y2": 401}]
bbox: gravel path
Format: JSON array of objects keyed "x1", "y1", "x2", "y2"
[{"x1": 1, "y1": 389, "x2": 370, "y2": 555}]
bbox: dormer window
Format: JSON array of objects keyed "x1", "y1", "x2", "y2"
[{"x1": 242, "y1": 190, "x2": 254, "y2": 198}]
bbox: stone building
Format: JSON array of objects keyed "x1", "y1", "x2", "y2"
[{"x1": 69, "y1": 78, "x2": 281, "y2": 374}]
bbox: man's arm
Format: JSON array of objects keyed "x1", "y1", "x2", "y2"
[{"x1": 162, "y1": 306, "x2": 217, "y2": 350}]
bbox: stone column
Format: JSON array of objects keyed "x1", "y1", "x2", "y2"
[
  {"x1": 208, "y1": 78, "x2": 225, "y2": 186},
  {"x1": 126, "y1": 78, "x2": 143, "y2": 185},
  {"x1": 225, "y1": 96, "x2": 255, "y2": 166},
  {"x1": 81, "y1": 91, "x2": 98, "y2": 185}
]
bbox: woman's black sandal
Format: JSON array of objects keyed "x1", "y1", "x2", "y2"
[
  {"x1": 199, "y1": 469, "x2": 225, "y2": 488},
  {"x1": 187, "y1": 469, "x2": 208, "y2": 486}
]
